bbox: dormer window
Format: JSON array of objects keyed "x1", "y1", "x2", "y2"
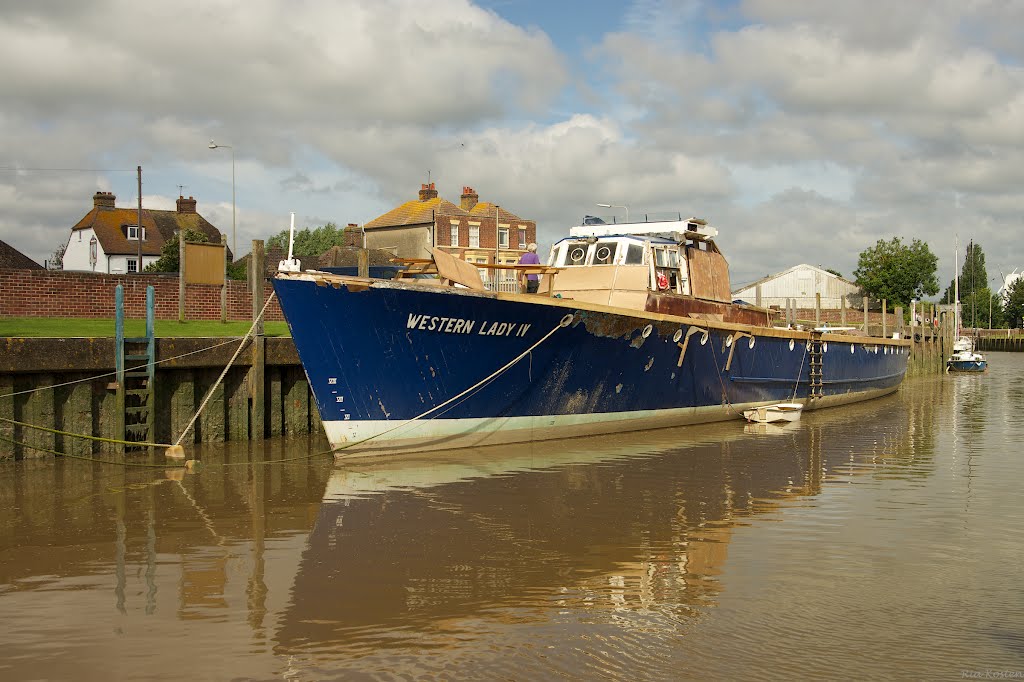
[{"x1": 127, "y1": 225, "x2": 145, "y2": 240}]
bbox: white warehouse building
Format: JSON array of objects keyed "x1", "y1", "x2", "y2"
[{"x1": 732, "y1": 264, "x2": 862, "y2": 309}]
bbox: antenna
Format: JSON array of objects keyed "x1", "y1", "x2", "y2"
[{"x1": 177, "y1": 184, "x2": 187, "y2": 196}]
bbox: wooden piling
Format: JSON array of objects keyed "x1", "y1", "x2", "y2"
[{"x1": 250, "y1": 240, "x2": 266, "y2": 440}]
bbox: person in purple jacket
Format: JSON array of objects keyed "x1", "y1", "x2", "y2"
[{"x1": 518, "y1": 243, "x2": 541, "y2": 293}]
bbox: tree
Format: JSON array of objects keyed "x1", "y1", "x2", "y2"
[
  {"x1": 49, "y1": 240, "x2": 67, "y2": 270},
  {"x1": 144, "y1": 227, "x2": 209, "y2": 273},
  {"x1": 853, "y1": 237, "x2": 939, "y2": 308},
  {"x1": 1004, "y1": 278, "x2": 1024, "y2": 329},
  {"x1": 942, "y1": 240, "x2": 988, "y2": 303},
  {"x1": 823, "y1": 267, "x2": 842, "y2": 278},
  {"x1": 266, "y1": 222, "x2": 349, "y2": 256}
]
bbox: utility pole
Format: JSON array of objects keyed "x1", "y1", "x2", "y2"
[{"x1": 137, "y1": 166, "x2": 143, "y2": 273}]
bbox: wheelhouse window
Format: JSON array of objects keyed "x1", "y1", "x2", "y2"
[
  {"x1": 127, "y1": 225, "x2": 145, "y2": 240},
  {"x1": 624, "y1": 243, "x2": 644, "y2": 264},
  {"x1": 653, "y1": 247, "x2": 679, "y2": 268},
  {"x1": 593, "y1": 241, "x2": 618, "y2": 265},
  {"x1": 564, "y1": 241, "x2": 590, "y2": 266}
]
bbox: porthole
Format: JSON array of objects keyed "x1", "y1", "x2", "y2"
[
  {"x1": 850, "y1": 345, "x2": 855, "y2": 354},
  {"x1": 789, "y1": 339, "x2": 795, "y2": 351},
  {"x1": 823, "y1": 342, "x2": 828, "y2": 353},
  {"x1": 884, "y1": 346, "x2": 888, "y2": 355},
  {"x1": 673, "y1": 329, "x2": 683, "y2": 343},
  {"x1": 748, "y1": 336, "x2": 756, "y2": 349}
]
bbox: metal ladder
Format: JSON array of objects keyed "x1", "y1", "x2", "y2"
[
  {"x1": 808, "y1": 332, "x2": 824, "y2": 400},
  {"x1": 115, "y1": 285, "x2": 155, "y2": 453}
]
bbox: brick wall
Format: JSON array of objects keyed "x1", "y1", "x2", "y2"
[
  {"x1": 0, "y1": 269, "x2": 283, "y2": 321},
  {"x1": 789, "y1": 307, "x2": 900, "y2": 327}
]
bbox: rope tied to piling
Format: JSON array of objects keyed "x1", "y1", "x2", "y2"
[{"x1": 167, "y1": 291, "x2": 279, "y2": 457}]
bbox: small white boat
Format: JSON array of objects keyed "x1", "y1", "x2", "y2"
[{"x1": 742, "y1": 402, "x2": 803, "y2": 424}]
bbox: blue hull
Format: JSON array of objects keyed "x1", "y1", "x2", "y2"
[
  {"x1": 273, "y1": 275, "x2": 909, "y2": 455},
  {"x1": 947, "y1": 360, "x2": 987, "y2": 372}
]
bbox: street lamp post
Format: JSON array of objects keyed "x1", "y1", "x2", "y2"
[
  {"x1": 597, "y1": 203, "x2": 629, "y2": 223},
  {"x1": 208, "y1": 140, "x2": 236, "y2": 258}
]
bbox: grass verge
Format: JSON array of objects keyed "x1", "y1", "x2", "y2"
[{"x1": 0, "y1": 317, "x2": 291, "y2": 338}]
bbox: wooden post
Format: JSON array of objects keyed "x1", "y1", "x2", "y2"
[
  {"x1": 882, "y1": 299, "x2": 888, "y2": 338},
  {"x1": 250, "y1": 240, "x2": 266, "y2": 440},
  {"x1": 895, "y1": 306, "x2": 903, "y2": 338},
  {"x1": 755, "y1": 284, "x2": 762, "y2": 308},
  {"x1": 357, "y1": 248, "x2": 369, "y2": 278},
  {"x1": 815, "y1": 293, "x2": 821, "y2": 327},
  {"x1": 841, "y1": 296, "x2": 846, "y2": 326},
  {"x1": 863, "y1": 296, "x2": 869, "y2": 334},
  {"x1": 220, "y1": 235, "x2": 228, "y2": 323},
  {"x1": 178, "y1": 232, "x2": 186, "y2": 323},
  {"x1": 115, "y1": 284, "x2": 125, "y2": 453}
]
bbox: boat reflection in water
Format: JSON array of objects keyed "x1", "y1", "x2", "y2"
[
  {"x1": 0, "y1": 378, "x2": 950, "y2": 680},
  {"x1": 272, "y1": 397, "x2": 932, "y2": 677}
]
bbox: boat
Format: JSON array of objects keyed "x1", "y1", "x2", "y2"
[
  {"x1": 272, "y1": 214, "x2": 910, "y2": 457},
  {"x1": 946, "y1": 239, "x2": 988, "y2": 373},
  {"x1": 742, "y1": 402, "x2": 803, "y2": 424}
]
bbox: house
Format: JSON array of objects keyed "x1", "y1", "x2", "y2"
[
  {"x1": 62, "y1": 192, "x2": 227, "y2": 274},
  {"x1": 732, "y1": 264, "x2": 862, "y2": 309},
  {"x1": 0, "y1": 239, "x2": 43, "y2": 270},
  {"x1": 361, "y1": 183, "x2": 537, "y2": 284}
]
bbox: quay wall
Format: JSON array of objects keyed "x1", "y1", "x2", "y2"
[
  {"x1": 0, "y1": 269, "x2": 284, "y2": 321},
  {"x1": 0, "y1": 337, "x2": 319, "y2": 460}
]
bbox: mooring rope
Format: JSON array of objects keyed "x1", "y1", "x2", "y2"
[
  {"x1": 0, "y1": 417, "x2": 173, "y2": 449},
  {"x1": 217, "y1": 313, "x2": 576, "y2": 466},
  {"x1": 790, "y1": 337, "x2": 810, "y2": 402},
  {"x1": 0, "y1": 433, "x2": 188, "y2": 468},
  {"x1": 2, "y1": 305, "x2": 568, "y2": 468},
  {"x1": 172, "y1": 292, "x2": 278, "y2": 448}
]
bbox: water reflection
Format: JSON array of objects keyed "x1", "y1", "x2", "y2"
[{"x1": 1, "y1": 357, "x2": 1022, "y2": 679}]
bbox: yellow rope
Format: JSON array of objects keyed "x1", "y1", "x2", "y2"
[
  {"x1": 0, "y1": 434, "x2": 187, "y2": 468},
  {"x1": 0, "y1": 417, "x2": 173, "y2": 449}
]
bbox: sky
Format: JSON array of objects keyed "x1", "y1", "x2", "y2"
[{"x1": 2, "y1": 0, "x2": 1023, "y2": 291}]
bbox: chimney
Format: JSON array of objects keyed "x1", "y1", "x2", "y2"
[
  {"x1": 460, "y1": 186, "x2": 478, "y2": 211},
  {"x1": 176, "y1": 195, "x2": 197, "y2": 214},
  {"x1": 93, "y1": 191, "x2": 116, "y2": 209},
  {"x1": 418, "y1": 182, "x2": 438, "y2": 201}
]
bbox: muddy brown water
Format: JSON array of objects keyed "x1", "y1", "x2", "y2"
[{"x1": 2, "y1": 354, "x2": 1023, "y2": 680}]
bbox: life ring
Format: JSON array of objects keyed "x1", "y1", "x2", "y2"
[{"x1": 656, "y1": 272, "x2": 669, "y2": 290}]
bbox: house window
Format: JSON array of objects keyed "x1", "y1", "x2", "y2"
[
  {"x1": 518, "y1": 228, "x2": 527, "y2": 249},
  {"x1": 469, "y1": 225, "x2": 480, "y2": 248},
  {"x1": 498, "y1": 227, "x2": 509, "y2": 249},
  {"x1": 127, "y1": 258, "x2": 138, "y2": 273},
  {"x1": 127, "y1": 225, "x2": 145, "y2": 240},
  {"x1": 450, "y1": 223, "x2": 459, "y2": 246}
]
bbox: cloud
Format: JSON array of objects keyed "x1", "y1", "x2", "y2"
[{"x1": 2, "y1": 0, "x2": 1024, "y2": 290}]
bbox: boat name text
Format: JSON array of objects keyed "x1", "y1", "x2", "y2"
[{"x1": 407, "y1": 314, "x2": 531, "y2": 337}]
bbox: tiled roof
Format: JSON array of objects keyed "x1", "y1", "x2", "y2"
[
  {"x1": 364, "y1": 198, "x2": 469, "y2": 229},
  {"x1": 469, "y1": 201, "x2": 524, "y2": 222},
  {"x1": 0, "y1": 239, "x2": 43, "y2": 269},
  {"x1": 72, "y1": 207, "x2": 227, "y2": 258}
]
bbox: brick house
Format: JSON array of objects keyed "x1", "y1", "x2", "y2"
[
  {"x1": 62, "y1": 192, "x2": 228, "y2": 274},
  {"x1": 361, "y1": 183, "x2": 537, "y2": 285}
]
